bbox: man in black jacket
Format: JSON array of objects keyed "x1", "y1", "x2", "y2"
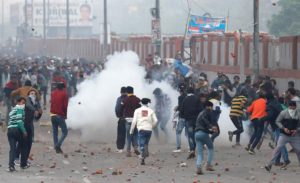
[
  {"x1": 194, "y1": 101, "x2": 218, "y2": 175},
  {"x1": 173, "y1": 87, "x2": 187, "y2": 152},
  {"x1": 263, "y1": 94, "x2": 289, "y2": 166},
  {"x1": 180, "y1": 87, "x2": 202, "y2": 159},
  {"x1": 115, "y1": 87, "x2": 127, "y2": 153}
]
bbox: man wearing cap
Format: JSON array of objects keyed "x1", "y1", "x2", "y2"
[
  {"x1": 265, "y1": 101, "x2": 300, "y2": 172},
  {"x1": 194, "y1": 101, "x2": 219, "y2": 175},
  {"x1": 121, "y1": 86, "x2": 141, "y2": 157},
  {"x1": 115, "y1": 87, "x2": 127, "y2": 153},
  {"x1": 130, "y1": 98, "x2": 158, "y2": 165}
]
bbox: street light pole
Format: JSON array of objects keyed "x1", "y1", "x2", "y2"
[
  {"x1": 43, "y1": 0, "x2": 46, "y2": 55},
  {"x1": 66, "y1": 0, "x2": 70, "y2": 58},
  {"x1": 155, "y1": 0, "x2": 161, "y2": 57},
  {"x1": 253, "y1": 0, "x2": 260, "y2": 81},
  {"x1": 103, "y1": 0, "x2": 108, "y2": 60},
  {"x1": 24, "y1": 0, "x2": 28, "y2": 40},
  {"x1": 1, "y1": 0, "x2": 4, "y2": 44}
]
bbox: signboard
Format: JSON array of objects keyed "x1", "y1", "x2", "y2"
[
  {"x1": 188, "y1": 15, "x2": 227, "y2": 34},
  {"x1": 151, "y1": 19, "x2": 161, "y2": 44},
  {"x1": 29, "y1": 0, "x2": 93, "y2": 27}
]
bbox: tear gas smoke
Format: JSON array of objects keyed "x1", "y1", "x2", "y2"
[
  {"x1": 67, "y1": 51, "x2": 178, "y2": 141},
  {"x1": 67, "y1": 51, "x2": 250, "y2": 145},
  {"x1": 218, "y1": 105, "x2": 250, "y2": 146}
]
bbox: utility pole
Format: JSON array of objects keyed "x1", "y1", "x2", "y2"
[
  {"x1": 1, "y1": 0, "x2": 4, "y2": 44},
  {"x1": 253, "y1": 0, "x2": 260, "y2": 81},
  {"x1": 182, "y1": 0, "x2": 191, "y2": 61},
  {"x1": 66, "y1": 0, "x2": 70, "y2": 58},
  {"x1": 47, "y1": 0, "x2": 50, "y2": 27},
  {"x1": 43, "y1": 0, "x2": 46, "y2": 55},
  {"x1": 24, "y1": 0, "x2": 28, "y2": 40},
  {"x1": 155, "y1": 0, "x2": 161, "y2": 57},
  {"x1": 103, "y1": 0, "x2": 108, "y2": 60}
]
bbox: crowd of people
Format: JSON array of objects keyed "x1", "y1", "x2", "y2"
[
  {"x1": 114, "y1": 53, "x2": 300, "y2": 174},
  {"x1": 1, "y1": 52, "x2": 299, "y2": 175},
  {"x1": 0, "y1": 55, "x2": 103, "y2": 172}
]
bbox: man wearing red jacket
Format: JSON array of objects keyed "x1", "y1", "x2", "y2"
[
  {"x1": 121, "y1": 86, "x2": 141, "y2": 157},
  {"x1": 50, "y1": 82, "x2": 68, "y2": 154}
]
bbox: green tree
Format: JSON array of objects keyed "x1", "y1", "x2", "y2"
[{"x1": 268, "y1": 0, "x2": 300, "y2": 36}]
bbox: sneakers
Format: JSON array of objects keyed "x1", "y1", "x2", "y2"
[
  {"x1": 187, "y1": 151, "x2": 195, "y2": 160},
  {"x1": 281, "y1": 160, "x2": 291, "y2": 169},
  {"x1": 248, "y1": 149, "x2": 255, "y2": 155},
  {"x1": 245, "y1": 145, "x2": 250, "y2": 151},
  {"x1": 14, "y1": 159, "x2": 20, "y2": 166},
  {"x1": 206, "y1": 165, "x2": 215, "y2": 171},
  {"x1": 21, "y1": 164, "x2": 30, "y2": 169},
  {"x1": 265, "y1": 164, "x2": 272, "y2": 172},
  {"x1": 134, "y1": 148, "x2": 140, "y2": 156},
  {"x1": 55, "y1": 146, "x2": 63, "y2": 154},
  {"x1": 116, "y1": 149, "x2": 123, "y2": 153},
  {"x1": 196, "y1": 167, "x2": 203, "y2": 175},
  {"x1": 228, "y1": 131, "x2": 233, "y2": 142},
  {"x1": 172, "y1": 149, "x2": 181, "y2": 153},
  {"x1": 7, "y1": 167, "x2": 16, "y2": 172}
]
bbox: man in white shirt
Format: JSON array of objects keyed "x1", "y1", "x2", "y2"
[{"x1": 130, "y1": 98, "x2": 158, "y2": 165}]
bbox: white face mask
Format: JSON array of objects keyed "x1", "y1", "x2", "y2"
[
  {"x1": 19, "y1": 104, "x2": 25, "y2": 109},
  {"x1": 288, "y1": 109, "x2": 296, "y2": 118},
  {"x1": 29, "y1": 94, "x2": 36, "y2": 104}
]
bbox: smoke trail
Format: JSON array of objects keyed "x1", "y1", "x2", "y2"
[{"x1": 66, "y1": 51, "x2": 178, "y2": 141}]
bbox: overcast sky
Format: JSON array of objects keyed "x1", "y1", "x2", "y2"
[{"x1": 1, "y1": 0, "x2": 279, "y2": 35}]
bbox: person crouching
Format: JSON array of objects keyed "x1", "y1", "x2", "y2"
[
  {"x1": 194, "y1": 101, "x2": 219, "y2": 175},
  {"x1": 130, "y1": 98, "x2": 158, "y2": 165}
]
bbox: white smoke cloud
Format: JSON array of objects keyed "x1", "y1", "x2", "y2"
[
  {"x1": 66, "y1": 50, "x2": 250, "y2": 146},
  {"x1": 66, "y1": 51, "x2": 178, "y2": 141}
]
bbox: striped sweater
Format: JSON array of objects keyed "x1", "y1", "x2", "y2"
[
  {"x1": 7, "y1": 105, "x2": 26, "y2": 134},
  {"x1": 230, "y1": 95, "x2": 248, "y2": 117}
]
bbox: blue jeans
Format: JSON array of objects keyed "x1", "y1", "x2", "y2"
[
  {"x1": 195, "y1": 130, "x2": 214, "y2": 168},
  {"x1": 186, "y1": 120, "x2": 196, "y2": 152},
  {"x1": 272, "y1": 129, "x2": 289, "y2": 164},
  {"x1": 269, "y1": 133, "x2": 300, "y2": 166},
  {"x1": 175, "y1": 118, "x2": 188, "y2": 149},
  {"x1": 248, "y1": 119, "x2": 264, "y2": 149},
  {"x1": 138, "y1": 130, "x2": 152, "y2": 158},
  {"x1": 51, "y1": 115, "x2": 68, "y2": 148},
  {"x1": 126, "y1": 122, "x2": 138, "y2": 151}
]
